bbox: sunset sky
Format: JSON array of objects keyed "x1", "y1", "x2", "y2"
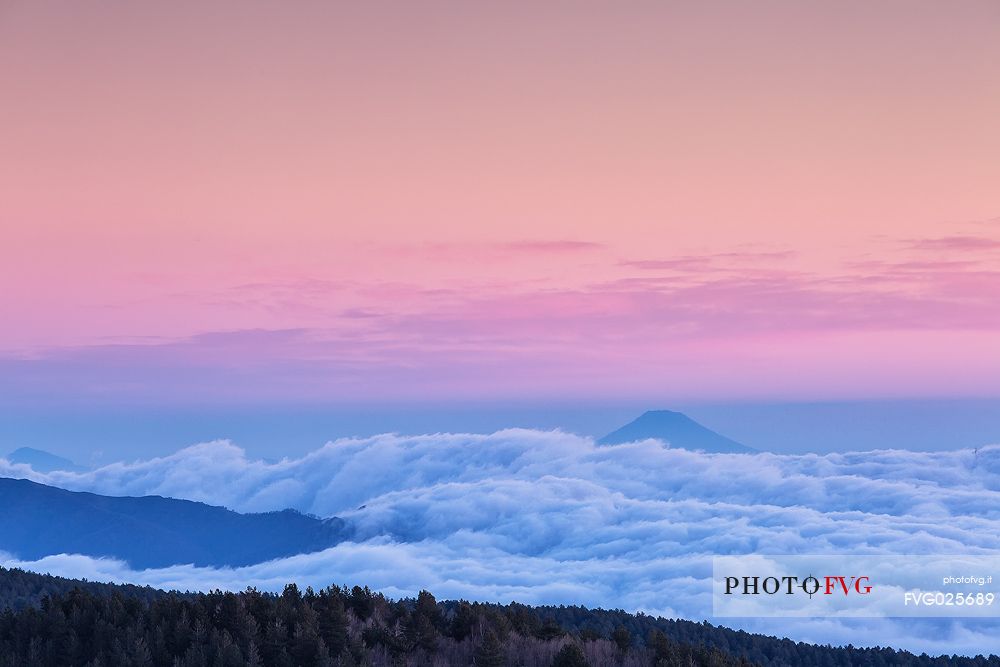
[{"x1": 2, "y1": 1, "x2": 1000, "y2": 407}]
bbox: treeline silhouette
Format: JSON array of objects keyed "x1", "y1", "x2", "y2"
[
  {"x1": 0, "y1": 567, "x2": 997, "y2": 666},
  {"x1": 0, "y1": 566, "x2": 166, "y2": 612},
  {"x1": 519, "y1": 605, "x2": 1000, "y2": 667}
]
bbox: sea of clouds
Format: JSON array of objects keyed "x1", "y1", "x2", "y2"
[{"x1": 3, "y1": 430, "x2": 1000, "y2": 655}]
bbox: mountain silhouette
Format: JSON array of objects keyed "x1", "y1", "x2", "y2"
[
  {"x1": 0, "y1": 477, "x2": 348, "y2": 569},
  {"x1": 5, "y1": 447, "x2": 85, "y2": 473},
  {"x1": 598, "y1": 410, "x2": 753, "y2": 453}
]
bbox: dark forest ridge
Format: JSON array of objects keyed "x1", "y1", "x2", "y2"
[
  {"x1": 0, "y1": 477, "x2": 348, "y2": 569},
  {"x1": 0, "y1": 567, "x2": 995, "y2": 667}
]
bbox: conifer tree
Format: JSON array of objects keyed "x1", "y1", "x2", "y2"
[
  {"x1": 473, "y1": 628, "x2": 504, "y2": 667},
  {"x1": 552, "y1": 642, "x2": 589, "y2": 667}
]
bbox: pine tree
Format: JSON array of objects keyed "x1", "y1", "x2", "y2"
[
  {"x1": 349, "y1": 586, "x2": 374, "y2": 620},
  {"x1": 415, "y1": 590, "x2": 442, "y2": 629},
  {"x1": 318, "y1": 595, "x2": 349, "y2": 655},
  {"x1": 535, "y1": 617, "x2": 564, "y2": 640},
  {"x1": 552, "y1": 643, "x2": 589, "y2": 667},
  {"x1": 611, "y1": 625, "x2": 631, "y2": 652},
  {"x1": 411, "y1": 612, "x2": 439, "y2": 653},
  {"x1": 262, "y1": 618, "x2": 292, "y2": 667},
  {"x1": 246, "y1": 641, "x2": 264, "y2": 667},
  {"x1": 336, "y1": 647, "x2": 358, "y2": 667},
  {"x1": 449, "y1": 601, "x2": 476, "y2": 641},
  {"x1": 293, "y1": 607, "x2": 324, "y2": 667},
  {"x1": 473, "y1": 629, "x2": 504, "y2": 667}
]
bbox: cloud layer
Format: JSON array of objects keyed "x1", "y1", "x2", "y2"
[{"x1": 4, "y1": 431, "x2": 1000, "y2": 655}]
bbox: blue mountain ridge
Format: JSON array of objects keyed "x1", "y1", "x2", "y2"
[{"x1": 0, "y1": 477, "x2": 348, "y2": 569}]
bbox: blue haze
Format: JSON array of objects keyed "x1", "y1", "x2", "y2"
[{"x1": 3, "y1": 399, "x2": 1000, "y2": 464}]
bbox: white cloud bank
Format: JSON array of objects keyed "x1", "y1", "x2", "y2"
[{"x1": 3, "y1": 431, "x2": 1000, "y2": 655}]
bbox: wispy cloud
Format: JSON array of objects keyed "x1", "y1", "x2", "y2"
[
  {"x1": 499, "y1": 240, "x2": 604, "y2": 253},
  {"x1": 620, "y1": 250, "x2": 795, "y2": 272},
  {"x1": 907, "y1": 235, "x2": 1000, "y2": 252},
  {"x1": 381, "y1": 239, "x2": 604, "y2": 262}
]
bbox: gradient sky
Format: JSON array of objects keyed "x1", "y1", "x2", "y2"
[{"x1": 2, "y1": 1, "x2": 1000, "y2": 407}]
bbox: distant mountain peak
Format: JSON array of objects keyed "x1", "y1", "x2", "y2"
[
  {"x1": 598, "y1": 410, "x2": 753, "y2": 453},
  {"x1": 5, "y1": 447, "x2": 86, "y2": 473}
]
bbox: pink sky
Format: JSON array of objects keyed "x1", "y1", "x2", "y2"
[{"x1": 2, "y1": 1, "x2": 999, "y2": 404}]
